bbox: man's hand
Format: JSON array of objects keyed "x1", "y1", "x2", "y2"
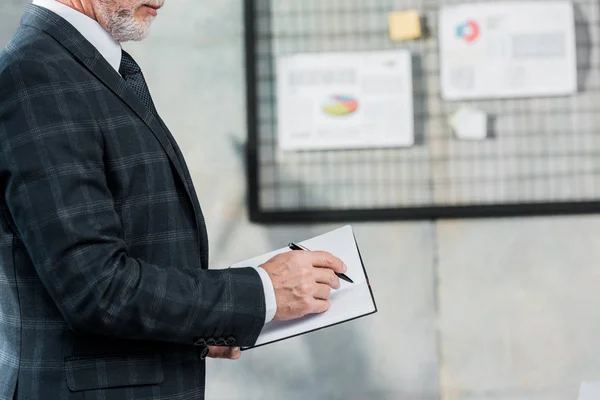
[
  {"x1": 259, "y1": 250, "x2": 346, "y2": 321},
  {"x1": 208, "y1": 346, "x2": 241, "y2": 360}
]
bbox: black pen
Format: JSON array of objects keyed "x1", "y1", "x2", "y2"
[{"x1": 288, "y1": 242, "x2": 354, "y2": 283}]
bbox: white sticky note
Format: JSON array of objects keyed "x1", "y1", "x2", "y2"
[
  {"x1": 448, "y1": 105, "x2": 488, "y2": 140},
  {"x1": 578, "y1": 381, "x2": 600, "y2": 400},
  {"x1": 439, "y1": 1, "x2": 577, "y2": 100}
]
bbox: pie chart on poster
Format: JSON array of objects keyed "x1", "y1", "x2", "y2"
[{"x1": 322, "y1": 95, "x2": 359, "y2": 116}]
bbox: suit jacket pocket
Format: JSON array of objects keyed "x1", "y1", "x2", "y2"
[{"x1": 65, "y1": 353, "x2": 164, "y2": 392}]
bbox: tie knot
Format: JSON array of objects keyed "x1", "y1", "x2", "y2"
[{"x1": 119, "y1": 50, "x2": 141, "y2": 77}]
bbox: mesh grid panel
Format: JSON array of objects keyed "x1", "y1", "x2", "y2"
[{"x1": 245, "y1": 0, "x2": 600, "y2": 221}]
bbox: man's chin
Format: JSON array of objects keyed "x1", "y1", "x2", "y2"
[
  {"x1": 129, "y1": 32, "x2": 151, "y2": 42},
  {"x1": 131, "y1": 19, "x2": 154, "y2": 41},
  {"x1": 110, "y1": 23, "x2": 153, "y2": 42}
]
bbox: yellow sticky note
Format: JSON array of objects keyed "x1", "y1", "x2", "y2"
[{"x1": 389, "y1": 10, "x2": 422, "y2": 41}]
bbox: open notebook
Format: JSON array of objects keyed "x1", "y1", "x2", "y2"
[{"x1": 230, "y1": 225, "x2": 377, "y2": 350}]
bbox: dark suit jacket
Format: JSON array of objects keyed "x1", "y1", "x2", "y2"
[{"x1": 0, "y1": 5, "x2": 266, "y2": 400}]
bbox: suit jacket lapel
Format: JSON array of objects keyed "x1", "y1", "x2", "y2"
[
  {"x1": 20, "y1": 5, "x2": 189, "y2": 192},
  {"x1": 20, "y1": 4, "x2": 207, "y2": 261},
  {"x1": 155, "y1": 114, "x2": 210, "y2": 264},
  {"x1": 76, "y1": 52, "x2": 193, "y2": 200},
  {"x1": 22, "y1": 7, "x2": 200, "y2": 203}
]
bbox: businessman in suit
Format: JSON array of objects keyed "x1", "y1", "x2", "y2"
[{"x1": 0, "y1": 1, "x2": 347, "y2": 399}]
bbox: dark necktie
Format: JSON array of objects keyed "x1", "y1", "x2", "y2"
[
  {"x1": 118, "y1": 49, "x2": 188, "y2": 175},
  {"x1": 119, "y1": 50, "x2": 156, "y2": 114}
]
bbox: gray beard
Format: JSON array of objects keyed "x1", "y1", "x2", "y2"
[{"x1": 102, "y1": 7, "x2": 153, "y2": 42}]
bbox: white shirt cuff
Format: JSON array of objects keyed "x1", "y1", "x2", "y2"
[{"x1": 253, "y1": 266, "x2": 277, "y2": 324}]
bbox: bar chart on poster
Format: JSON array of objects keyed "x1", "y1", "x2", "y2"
[{"x1": 245, "y1": 0, "x2": 600, "y2": 223}]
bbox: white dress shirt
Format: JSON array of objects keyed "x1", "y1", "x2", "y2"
[{"x1": 31, "y1": 0, "x2": 277, "y2": 325}]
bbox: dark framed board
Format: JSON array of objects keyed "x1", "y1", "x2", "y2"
[{"x1": 244, "y1": 0, "x2": 600, "y2": 223}]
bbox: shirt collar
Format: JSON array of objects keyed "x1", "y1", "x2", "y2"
[{"x1": 31, "y1": 0, "x2": 122, "y2": 72}]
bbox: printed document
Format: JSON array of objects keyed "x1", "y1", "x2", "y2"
[
  {"x1": 276, "y1": 50, "x2": 415, "y2": 151},
  {"x1": 230, "y1": 226, "x2": 377, "y2": 349},
  {"x1": 439, "y1": 1, "x2": 577, "y2": 100}
]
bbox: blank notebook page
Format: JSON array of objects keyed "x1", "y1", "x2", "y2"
[{"x1": 230, "y1": 225, "x2": 377, "y2": 349}]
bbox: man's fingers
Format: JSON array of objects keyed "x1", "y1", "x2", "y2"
[
  {"x1": 208, "y1": 346, "x2": 241, "y2": 360},
  {"x1": 313, "y1": 283, "x2": 332, "y2": 300},
  {"x1": 229, "y1": 347, "x2": 241, "y2": 360},
  {"x1": 208, "y1": 346, "x2": 229, "y2": 358},
  {"x1": 207, "y1": 346, "x2": 224, "y2": 358},
  {"x1": 313, "y1": 268, "x2": 340, "y2": 289},
  {"x1": 309, "y1": 251, "x2": 346, "y2": 273},
  {"x1": 311, "y1": 299, "x2": 331, "y2": 314}
]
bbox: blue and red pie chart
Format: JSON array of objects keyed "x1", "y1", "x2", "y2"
[{"x1": 456, "y1": 20, "x2": 480, "y2": 43}]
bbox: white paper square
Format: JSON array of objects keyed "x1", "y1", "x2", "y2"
[
  {"x1": 276, "y1": 50, "x2": 415, "y2": 151},
  {"x1": 449, "y1": 105, "x2": 488, "y2": 140},
  {"x1": 439, "y1": 1, "x2": 577, "y2": 100}
]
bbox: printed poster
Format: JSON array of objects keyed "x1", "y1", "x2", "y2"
[
  {"x1": 439, "y1": 1, "x2": 577, "y2": 100},
  {"x1": 276, "y1": 50, "x2": 415, "y2": 151}
]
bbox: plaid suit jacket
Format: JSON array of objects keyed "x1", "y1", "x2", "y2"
[{"x1": 0, "y1": 5, "x2": 266, "y2": 400}]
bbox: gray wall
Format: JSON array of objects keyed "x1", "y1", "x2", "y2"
[{"x1": 2, "y1": 1, "x2": 600, "y2": 399}]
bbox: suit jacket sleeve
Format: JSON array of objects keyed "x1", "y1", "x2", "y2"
[{"x1": 0, "y1": 59, "x2": 266, "y2": 347}]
